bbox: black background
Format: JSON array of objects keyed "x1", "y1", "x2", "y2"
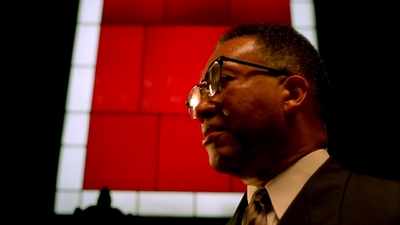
[{"x1": 7, "y1": 0, "x2": 398, "y2": 223}]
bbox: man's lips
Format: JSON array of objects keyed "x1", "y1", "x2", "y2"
[{"x1": 202, "y1": 124, "x2": 227, "y2": 139}]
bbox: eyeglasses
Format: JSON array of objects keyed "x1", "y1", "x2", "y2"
[{"x1": 185, "y1": 55, "x2": 291, "y2": 119}]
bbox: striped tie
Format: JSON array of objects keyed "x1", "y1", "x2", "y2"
[{"x1": 242, "y1": 187, "x2": 271, "y2": 225}]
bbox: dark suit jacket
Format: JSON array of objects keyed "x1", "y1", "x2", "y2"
[{"x1": 226, "y1": 157, "x2": 400, "y2": 225}]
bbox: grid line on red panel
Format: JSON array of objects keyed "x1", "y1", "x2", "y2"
[
  {"x1": 84, "y1": 114, "x2": 159, "y2": 190},
  {"x1": 165, "y1": 0, "x2": 230, "y2": 24},
  {"x1": 230, "y1": 0, "x2": 291, "y2": 25},
  {"x1": 102, "y1": 0, "x2": 165, "y2": 24},
  {"x1": 101, "y1": 0, "x2": 291, "y2": 25}
]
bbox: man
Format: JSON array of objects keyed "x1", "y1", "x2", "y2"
[{"x1": 185, "y1": 23, "x2": 399, "y2": 225}]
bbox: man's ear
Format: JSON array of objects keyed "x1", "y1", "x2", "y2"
[{"x1": 282, "y1": 75, "x2": 309, "y2": 113}]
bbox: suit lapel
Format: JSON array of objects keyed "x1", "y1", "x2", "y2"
[
  {"x1": 279, "y1": 157, "x2": 350, "y2": 225},
  {"x1": 225, "y1": 191, "x2": 248, "y2": 225}
]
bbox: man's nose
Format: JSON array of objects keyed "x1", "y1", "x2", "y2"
[{"x1": 194, "y1": 95, "x2": 219, "y2": 123}]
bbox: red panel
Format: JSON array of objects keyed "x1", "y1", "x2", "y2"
[
  {"x1": 230, "y1": 0, "x2": 291, "y2": 25},
  {"x1": 92, "y1": 25, "x2": 144, "y2": 113},
  {"x1": 166, "y1": 0, "x2": 229, "y2": 25},
  {"x1": 102, "y1": 0, "x2": 164, "y2": 24},
  {"x1": 158, "y1": 116, "x2": 232, "y2": 192},
  {"x1": 141, "y1": 26, "x2": 229, "y2": 114},
  {"x1": 231, "y1": 176, "x2": 246, "y2": 192},
  {"x1": 84, "y1": 114, "x2": 158, "y2": 190}
]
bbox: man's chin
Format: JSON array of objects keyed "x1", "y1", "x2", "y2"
[
  {"x1": 205, "y1": 142, "x2": 243, "y2": 174},
  {"x1": 209, "y1": 155, "x2": 239, "y2": 175},
  {"x1": 205, "y1": 141, "x2": 241, "y2": 158}
]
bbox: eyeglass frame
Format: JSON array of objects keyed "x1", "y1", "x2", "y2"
[{"x1": 185, "y1": 55, "x2": 291, "y2": 119}]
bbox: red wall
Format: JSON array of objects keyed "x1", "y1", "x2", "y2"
[{"x1": 83, "y1": 0, "x2": 290, "y2": 192}]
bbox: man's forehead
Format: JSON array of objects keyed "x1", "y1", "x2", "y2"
[
  {"x1": 209, "y1": 37, "x2": 256, "y2": 63},
  {"x1": 199, "y1": 37, "x2": 257, "y2": 80}
]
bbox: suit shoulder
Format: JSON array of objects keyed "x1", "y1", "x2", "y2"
[
  {"x1": 342, "y1": 172, "x2": 400, "y2": 223},
  {"x1": 347, "y1": 172, "x2": 400, "y2": 191}
]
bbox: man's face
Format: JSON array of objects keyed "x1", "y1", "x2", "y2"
[{"x1": 194, "y1": 36, "x2": 290, "y2": 179}]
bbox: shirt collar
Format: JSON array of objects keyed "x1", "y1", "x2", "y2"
[{"x1": 247, "y1": 149, "x2": 329, "y2": 219}]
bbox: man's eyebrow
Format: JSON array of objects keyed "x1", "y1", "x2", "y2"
[
  {"x1": 221, "y1": 60, "x2": 243, "y2": 70},
  {"x1": 222, "y1": 61, "x2": 268, "y2": 74}
]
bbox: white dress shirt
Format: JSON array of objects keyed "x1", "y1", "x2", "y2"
[{"x1": 246, "y1": 149, "x2": 330, "y2": 225}]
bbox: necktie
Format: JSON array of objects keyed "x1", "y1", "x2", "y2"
[{"x1": 242, "y1": 187, "x2": 271, "y2": 225}]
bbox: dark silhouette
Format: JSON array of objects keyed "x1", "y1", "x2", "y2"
[{"x1": 72, "y1": 186, "x2": 131, "y2": 224}]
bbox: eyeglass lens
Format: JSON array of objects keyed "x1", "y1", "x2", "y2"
[
  {"x1": 208, "y1": 61, "x2": 220, "y2": 96},
  {"x1": 186, "y1": 60, "x2": 221, "y2": 119}
]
